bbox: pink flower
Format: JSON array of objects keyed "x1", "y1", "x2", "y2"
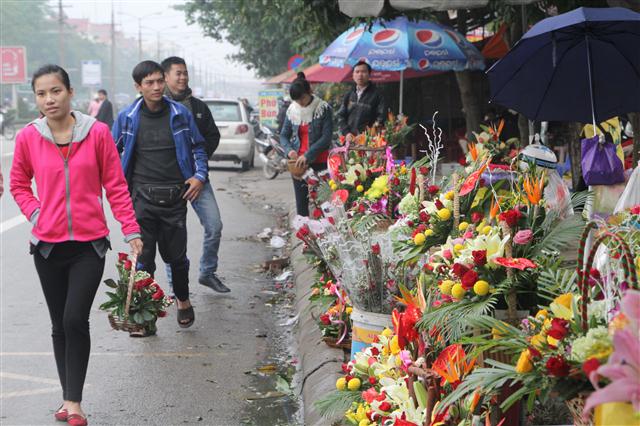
[
  {"x1": 442, "y1": 250, "x2": 453, "y2": 260},
  {"x1": 513, "y1": 229, "x2": 534, "y2": 245},
  {"x1": 399, "y1": 350, "x2": 413, "y2": 370},
  {"x1": 584, "y1": 290, "x2": 640, "y2": 417}
]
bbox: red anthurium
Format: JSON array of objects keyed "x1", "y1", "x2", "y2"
[
  {"x1": 493, "y1": 257, "x2": 537, "y2": 270},
  {"x1": 332, "y1": 189, "x2": 349, "y2": 204},
  {"x1": 459, "y1": 161, "x2": 489, "y2": 196}
]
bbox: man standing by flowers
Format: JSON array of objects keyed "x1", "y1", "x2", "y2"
[
  {"x1": 113, "y1": 60, "x2": 209, "y2": 333},
  {"x1": 161, "y1": 56, "x2": 229, "y2": 293},
  {"x1": 337, "y1": 61, "x2": 386, "y2": 143}
]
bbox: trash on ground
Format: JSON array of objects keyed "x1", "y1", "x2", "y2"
[{"x1": 269, "y1": 236, "x2": 286, "y2": 249}]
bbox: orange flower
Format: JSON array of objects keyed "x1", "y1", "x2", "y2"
[
  {"x1": 490, "y1": 196, "x2": 501, "y2": 220},
  {"x1": 431, "y1": 344, "x2": 476, "y2": 389},
  {"x1": 523, "y1": 174, "x2": 544, "y2": 205},
  {"x1": 468, "y1": 142, "x2": 478, "y2": 161}
]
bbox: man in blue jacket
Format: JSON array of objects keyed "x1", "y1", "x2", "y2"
[{"x1": 113, "y1": 60, "x2": 208, "y2": 334}]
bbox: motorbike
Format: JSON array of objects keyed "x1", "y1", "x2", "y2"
[
  {"x1": 255, "y1": 124, "x2": 288, "y2": 179},
  {"x1": 0, "y1": 107, "x2": 16, "y2": 140}
]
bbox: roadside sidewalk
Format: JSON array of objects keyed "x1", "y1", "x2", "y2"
[{"x1": 290, "y1": 231, "x2": 347, "y2": 426}]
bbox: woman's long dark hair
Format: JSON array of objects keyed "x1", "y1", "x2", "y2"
[{"x1": 289, "y1": 72, "x2": 311, "y2": 101}]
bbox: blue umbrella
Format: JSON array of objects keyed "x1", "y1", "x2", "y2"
[
  {"x1": 488, "y1": 7, "x2": 640, "y2": 125},
  {"x1": 319, "y1": 16, "x2": 484, "y2": 113}
]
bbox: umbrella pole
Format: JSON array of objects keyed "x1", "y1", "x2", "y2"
[
  {"x1": 585, "y1": 35, "x2": 597, "y2": 129},
  {"x1": 399, "y1": 69, "x2": 404, "y2": 116}
]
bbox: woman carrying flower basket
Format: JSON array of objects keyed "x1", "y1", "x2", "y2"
[
  {"x1": 9, "y1": 65, "x2": 142, "y2": 426},
  {"x1": 280, "y1": 72, "x2": 332, "y2": 216}
]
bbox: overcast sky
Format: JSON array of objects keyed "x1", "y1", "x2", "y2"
[{"x1": 54, "y1": 0, "x2": 258, "y2": 83}]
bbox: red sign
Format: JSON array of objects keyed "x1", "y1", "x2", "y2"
[{"x1": 1, "y1": 46, "x2": 27, "y2": 84}]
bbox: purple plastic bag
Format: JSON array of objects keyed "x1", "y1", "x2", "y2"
[{"x1": 581, "y1": 135, "x2": 625, "y2": 186}]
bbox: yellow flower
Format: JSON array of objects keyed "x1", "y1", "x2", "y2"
[
  {"x1": 390, "y1": 335, "x2": 401, "y2": 355},
  {"x1": 458, "y1": 222, "x2": 469, "y2": 231},
  {"x1": 414, "y1": 233, "x2": 426, "y2": 245},
  {"x1": 346, "y1": 307, "x2": 353, "y2": 315},
  {"x1": 347, "y1": 377, "x2": 361, "y2": 391},
  {"x1": 336, "y1": 377, "x2": 347, "y2": 391},
  {"x1": 355, "y1": 403, "x2": 367, "y2": 422},
  {"x1": 454, "y1": 243, "x2": 464, "y2": 252},
  {"x1": 400, "y1": 165, "x2": 407, "y2": 175},
  {"x1": 531, "y1": 334, "x2": 546, "y2": 349},
  {"x1": 451, "y1": 283, "x2": 466, "y2": 299},
  {"x1": 535, "y1": 309, "x2": 548, "y2": 320},
  {"x1": 515, "y1": 350, "x2": 533, "y2": 373},
  {"x1": 439, "y1": 280, "x2": 454, "y2": 295},
  {"x1": 356, "y1": 185, "x2": 364, "y2": 192},
  {"x1": 473, "y1": 280, "x2": 490, "y2": 296},
  {"x1": 481, "y1": 225, "x2": 492, "y2": 235},
  {"x1": 554, "y1": 293, "x2": 573, "y2": 309},
  {"x1": 445, "y1": 191, "x2": 454, "y2": 201},
  {"x1": 437, "y1": 208, "x2": 451, "y2": 221},
  {"x1": 492, "y1": 321, "x2": 509, "y2": 339},
  {"x1": 381, "y1": 328, "x2": 393, "y2": 338},
  {"x1": 330, "y1": 183, "x2": 338, "y2": 191},
  {"x1": 359, "y1": 420, "x2": 371, "y2": 426},
  {"x1": 424, "y1": 229, "x2": 434, "y2": 237},
  {"x1": 547, "y1": 335, "x2": 559, "y2": 346},
  {"x1": 328, "y1": 179, "x2": 335, "y2": 186}
]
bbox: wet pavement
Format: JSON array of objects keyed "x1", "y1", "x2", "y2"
[{"x1": 0, "y1": 143, "x2": 301, "y2": 425}]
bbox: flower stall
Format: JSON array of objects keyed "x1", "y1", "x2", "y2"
[{"x1": 293, "y1": 113, "x2": 640, "y2": 425}]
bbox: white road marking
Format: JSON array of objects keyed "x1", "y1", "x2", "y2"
[
  {"x1": 0, "y1": 371, "x2": 59, "y2": 385},
  {"x1": 0, "y1": 215, "x2": 27, "y2": 233},
  {"x1": 1, "y1": 387, "x2": 61, "y2": 399}
]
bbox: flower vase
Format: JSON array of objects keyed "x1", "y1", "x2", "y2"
[{"x1": 349, "y1": 308, "x2": 392, "y2": 359}]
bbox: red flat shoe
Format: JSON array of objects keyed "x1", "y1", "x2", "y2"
[
  {"x1": 54, "y1": 406, "x2": 68, "y2": 421},
  {"x1": 66, "y1": 413, "x2": 88, "y2": 426}
]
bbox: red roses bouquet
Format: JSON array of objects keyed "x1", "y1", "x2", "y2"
[{"x1": 100, "y1": 253, "x2": 173, "y2": 333}]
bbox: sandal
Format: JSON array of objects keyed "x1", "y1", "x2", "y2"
[
  {"x1": 66, "y1": 413, "x2": 88, "y2": 426},
  {"x1": 177, "y1": 306, "x2": 195, "y2": 328},
  {"x1": 54, "y1": 406, "x2": 68, "y2": 422}
]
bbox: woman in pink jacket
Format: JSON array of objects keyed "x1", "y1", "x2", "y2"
[{"x1": 10, "y1": 65, "x2": 143, "y2": 426}]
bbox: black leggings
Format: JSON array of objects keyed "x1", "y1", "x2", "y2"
[
  {"x1": 292, "y1": 163, "x2": 326, "y2": 217},
  {"x1": 33, "y1": 241, "x2": 105, "y2": 402}
]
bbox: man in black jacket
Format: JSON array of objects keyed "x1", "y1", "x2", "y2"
[
  {"x1": 95, "y1": 89, "x2": 114, "y2": 129},
  {"x1": 337, "y1": 61, "x2": 387, "y2": 143},
  {"x1": 161, "y1": 56, "x2": 229, "y2": 293}
]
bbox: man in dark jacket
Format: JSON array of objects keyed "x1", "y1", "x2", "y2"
[
  {"x1": 95, "y1": 89, "x2": 114, "y2": 129},
  {"x1": 161, "y1": 56, "x2": 229, "y2": 294},
  {"x1": 337, "y1": 61, "x2": 387, "y2": 143}
]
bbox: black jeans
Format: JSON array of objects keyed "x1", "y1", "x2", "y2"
[
  {"x1": 133, "y1": 192, "x2": 190, "y2": 301},
  {"x1": 292, "y1": 163, "x2": 326, "y2": 217},
  {"x1": 33, "y1": 241, "x2": 106, "y2": 402}
]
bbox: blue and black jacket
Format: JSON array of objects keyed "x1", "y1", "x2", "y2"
[{"x1": 112, "y1": 96, "x2": 209, "y2": 183}]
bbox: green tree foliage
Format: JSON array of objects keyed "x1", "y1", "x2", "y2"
[
  {"x1": 1, "y1": 0, "x2": 141, "y2": 99},
  {"x1": 180, "y1": 0, "x2": 351, "y2": 77}
]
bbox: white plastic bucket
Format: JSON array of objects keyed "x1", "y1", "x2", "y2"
[{"x1": 350, "y1": 308, "x2": 393, "y2": 359}]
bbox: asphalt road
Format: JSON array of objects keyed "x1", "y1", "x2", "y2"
[{"x1": 0, "y1": 136, "x2": 301, "y2": 426}]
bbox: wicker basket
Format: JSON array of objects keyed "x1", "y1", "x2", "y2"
[
  {"x1": 322, "y1": 336, "x2": 352, "y2": 350},
  {"x1": 107, "y1": 256, "x2": 144, "y2": 333},
  {"x1": 287, "y1": 160, "x2": 306, "y2": 180},
  {"x1": 566, "y1": 394, "x2": 594, "y2": 426}
]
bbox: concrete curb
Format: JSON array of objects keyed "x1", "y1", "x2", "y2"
[{"x1": 290, "y1": 236, "x2": 347, "y2": 426}]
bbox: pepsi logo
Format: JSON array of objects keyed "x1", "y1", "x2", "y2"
[
  {"x1": 373, "y1": 29, "x2": 400, "y2": 47},
  {"x1": 445, "y1": 29, "x2": 462, "y2": 44},
  {"x1": 416, "y1": 30, "x2": 442, "y2": 47},
  {"x1": 345, "y1": 28, "x2": 364, "y2": 44},
  {"x1": 418, "y1": 58, "x2": 430, "y2": 70}
]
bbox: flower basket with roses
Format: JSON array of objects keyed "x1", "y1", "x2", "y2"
[{"x1": 99, "y1": 253, "x2": 173, "y2": 334}]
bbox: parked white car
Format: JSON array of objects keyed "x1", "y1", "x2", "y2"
[{"x1": 204, "y1": 99, "x2": 255, "y2": 170}]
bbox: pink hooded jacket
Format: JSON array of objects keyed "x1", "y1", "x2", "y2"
[{"x1": 10, "y1": 111, "x2": 140, "y2": 244}]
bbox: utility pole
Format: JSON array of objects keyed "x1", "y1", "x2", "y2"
[
  {"x1": 58, "y1": 0, "x2": 65, "y2": 66},
  {"x1": 110, "y1": 1, "x2": 116, "y2": 97}
]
